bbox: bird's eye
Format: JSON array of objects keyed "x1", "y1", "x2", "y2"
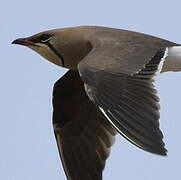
[{"x1": 40, "y1": 34, "x2": 52, "y2": 43}]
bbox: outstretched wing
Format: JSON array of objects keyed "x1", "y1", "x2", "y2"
[
  {"x1": 78, "y1": 36, "x2": 172, "y2": 155},
  {"x1": 53, "y1": 70, "x2": 117, "y2": 180}
]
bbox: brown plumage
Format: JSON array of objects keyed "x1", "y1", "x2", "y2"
[{"x1": 12, "y1": 26, "x2": 181, "y2": 180}]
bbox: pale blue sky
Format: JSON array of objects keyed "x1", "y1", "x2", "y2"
[{"x1": 1, "y1": 0, "x2": 181, "y2": 179}]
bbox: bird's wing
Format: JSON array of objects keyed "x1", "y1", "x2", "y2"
[
  {"x1": 78, "y1": 39, "x2": 172, "y2": 155},
  {"x1": 53, "y1": 70, "x2": 117, "y2": 180}
]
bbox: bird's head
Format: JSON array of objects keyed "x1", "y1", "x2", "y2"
[{"x1": 12, "y1": 27, "x2": 92, "y2": 69}]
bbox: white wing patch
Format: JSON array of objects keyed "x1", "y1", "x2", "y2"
[{"x1": 157, "y1": 47, "x2": 168, "y2": 75}]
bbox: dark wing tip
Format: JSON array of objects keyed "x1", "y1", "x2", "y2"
[{"x1": 144, "y1": 146, "x2": 167, "y2": 156}]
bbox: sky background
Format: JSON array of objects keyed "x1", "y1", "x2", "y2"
[{"x1": 1, "y1": 0, "x2": 181, "y2": 179}]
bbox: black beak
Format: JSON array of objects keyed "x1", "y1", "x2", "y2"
[{"x1": 12, "y1": 38, "x2": 35, "y2": 46}]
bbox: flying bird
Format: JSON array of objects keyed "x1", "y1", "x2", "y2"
[{"x1": 12, "y1": 26, "x2": 181, "y2": 180}]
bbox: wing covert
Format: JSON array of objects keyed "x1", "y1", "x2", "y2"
[{"x1": 78, "y1": 43, "x2": 169, "y2": 155}]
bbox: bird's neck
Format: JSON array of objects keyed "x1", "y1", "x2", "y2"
[{"x1": 57, "y1": 27, "x2": 93, "y2": 70}]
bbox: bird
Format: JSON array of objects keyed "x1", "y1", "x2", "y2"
[{"x1": 12, "y1": 26, "x2": 181, "y2": 180}]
